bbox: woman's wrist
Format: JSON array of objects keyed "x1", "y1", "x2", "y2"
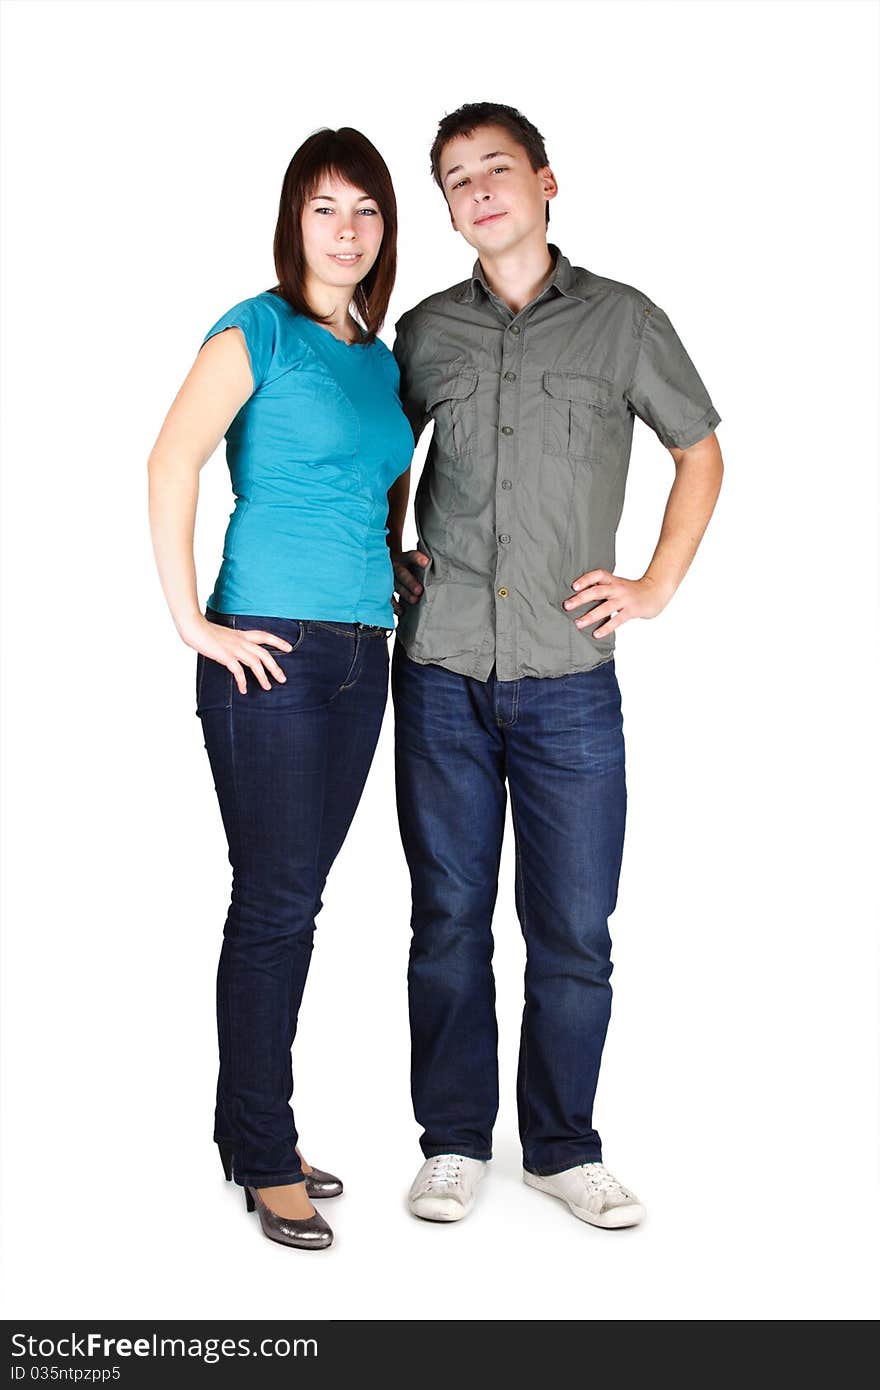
[{"x1": 175, "y1": 609, "x2": 208, "y2": 648}]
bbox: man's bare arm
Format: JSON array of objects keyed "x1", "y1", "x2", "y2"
[{"x1": 563, "y1": 431, "x2": 724, "y2": 638}]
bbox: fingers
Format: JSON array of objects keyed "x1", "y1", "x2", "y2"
[
  {"x1": 570, "y1": 568, "x2": 612, "y2": 592},
  {"x1": 591, "y1": 612, "x2": 626, "y2": 638},
  {"x1": 395, "y1": 566, "x2": 423, "y2": 598},
  {"x1": 230, "y1": 659, "x2": 248, "y2": 696},
  {"x1": 574, "y1": 602, "x2": 612, "y2": 631},
  {"x1": 575, "y1": 604, "x2": 625, "y2": 636},
  {"x1": 242, "y1": 628, "x2": 294, "y2": 652},
  {"x1": 237, "y1": 633, "x2": 292, "y2": 689},
  {"x1": 224, "y1": 629, "x2": 295, "y2": 693},
  {"x1": 564, "y1": 570, "x2": 627, "y2": 635},
  {"x1": 229, "y1": 652, "x2": 271, "y2": 692},
  {"x1": 393, "y1": 551, "x2": 430, "y2": 604},
  {"x1": 564, "y1": 583, "x2": 613, "y2": 613}
]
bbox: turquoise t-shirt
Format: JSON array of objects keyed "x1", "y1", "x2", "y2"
[{"x1": 202, "y1": 291, "x2": 414, "y2": 626}]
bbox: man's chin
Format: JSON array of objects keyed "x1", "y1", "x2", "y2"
[{"x1": 468, "y1": 224, "x2": 521, "y2": 257}]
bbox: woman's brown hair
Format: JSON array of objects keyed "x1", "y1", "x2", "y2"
[{"x1": 270, "y1": 127, "x2": 397, "y2": 342}]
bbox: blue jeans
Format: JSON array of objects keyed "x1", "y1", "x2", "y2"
[
  {"x1": 196, "y1": 609, "x2": 390, "y2": 1187},
  {"x1": 392, "y1": 644, "x2": 627, "y2": 1176}
]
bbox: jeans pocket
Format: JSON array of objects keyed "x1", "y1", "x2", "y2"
[
  {"x1": 229, "y1": 619, "x2": 325, "y2": 710},
  {"x1": 260, "y1": 618, "x2": 306, "y2": 655},
  {"x1": 198, "y1": 614, "x2": 307, "y2": 714}
]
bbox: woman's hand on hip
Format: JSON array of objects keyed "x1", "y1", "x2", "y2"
[{"x1": 184, "y1": 619, "x2": 293, "y2": 694}]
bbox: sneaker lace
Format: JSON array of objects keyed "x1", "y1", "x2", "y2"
[
  {"x1": 580, "y1": 1162, "x2": 631, "y2": 1200},
  {"x1": 425, "y1": 1155, "x2": 464, "y2": 1190}
]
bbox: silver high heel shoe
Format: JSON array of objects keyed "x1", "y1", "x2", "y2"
[
  {"x1": 244, "y1": 1185, "x2": 333, "y2": 1250},
  {"x1": 217, "y1": 1142, "x2": 343, "y2": 1198},
  {"x1": 302, "y1": 1166, "x2": 344, "y2": 1198}
]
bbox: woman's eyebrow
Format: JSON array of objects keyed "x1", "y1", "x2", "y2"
[{"x1": 308, "y1": 193, "x2": 376, "y2": 202}]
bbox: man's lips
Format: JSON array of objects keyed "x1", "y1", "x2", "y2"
[{"x1": 473, "y1": 211, "x2": 507, "y2": 227}]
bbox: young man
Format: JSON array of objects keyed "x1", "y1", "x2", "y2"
[{"x1": 387, "y1": 102, "x2": 723, "y2": 1229}]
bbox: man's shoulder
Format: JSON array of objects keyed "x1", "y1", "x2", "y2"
[
  {"x1": 564, "y1": 260, "x2": 655, "y2": 313},
  {"x1": 394, "y1": 278, "x2": 473, "y2": 336}
]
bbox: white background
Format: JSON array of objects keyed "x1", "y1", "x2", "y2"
[{"x1": 1, "y1": 0, "x2": 878, "y2": 1322}]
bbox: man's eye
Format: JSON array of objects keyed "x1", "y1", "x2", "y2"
[
  {"x1": 491, "y1": 166, "x2": 509, "y2": 175},
  {"x1": 452, "y1": 178, "x2": 467, "y2": 190}
]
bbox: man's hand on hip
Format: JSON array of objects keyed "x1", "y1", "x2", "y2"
[
  {"x1": 392, "y1": 550, "x2": 431, "y2": 616},
  {"x1": 563, "y1": 569, "x2": 671, "y2": 639}
]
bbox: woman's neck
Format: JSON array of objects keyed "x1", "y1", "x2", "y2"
[{"x1": 303, "y1": 274, "x2": 359, "y2": 340}]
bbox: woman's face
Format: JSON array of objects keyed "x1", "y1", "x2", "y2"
[{"x1": 300, "y1": 174, "x2": 384, "y2": 292}]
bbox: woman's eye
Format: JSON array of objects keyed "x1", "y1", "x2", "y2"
[
  {"x1": 357, "y1": 208, "x2": 379, "y2": 216},
  {"x1": 491, "y1": 166, "x2": 509, "y2": 175},
  {"x1": 315, "y1": 207, "x2": 334, "y2": 215}
]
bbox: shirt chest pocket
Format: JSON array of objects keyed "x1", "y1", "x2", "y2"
[
  {"x1": 427, "y1": 368, "x2": 480, "y2": 463},
  {"x1": 542, "y1": 372, "x2": 613, "y2": 462}
]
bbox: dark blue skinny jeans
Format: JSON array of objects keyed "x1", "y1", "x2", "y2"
[
  {"x1": 196, "y1": 608, "x2": 390, "y2": 1188},
  {"x1": 392, "y1": 643, "x2": 627, "y2": 1177}
]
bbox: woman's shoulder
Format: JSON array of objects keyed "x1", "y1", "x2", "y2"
[
  {"x1": 207, "y1": 289, "x2": 304, "y2": 333},
  {"x1": 203, "y1": 292, "x2": 307, "y2": 390}
]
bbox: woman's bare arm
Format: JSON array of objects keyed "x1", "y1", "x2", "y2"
[{"x1": 147, "y1": 328, "x2": 295, "y2": 692}]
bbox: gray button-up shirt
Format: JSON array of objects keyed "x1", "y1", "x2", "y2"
[{"x1": 393, "y1": 245, "x2": 721, "y2": 681}]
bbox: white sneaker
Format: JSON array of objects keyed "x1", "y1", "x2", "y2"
[
  {"x1": 523, "y1": 1161, "x2": 646, "y2": 1229},
  {"x1": 408, "y1": 1154, "x2": 487, "y2": 1222}
]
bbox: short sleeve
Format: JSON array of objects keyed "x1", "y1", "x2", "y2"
[
  {"x1": 392, "y1": 315, "x2": 430, "y2": 447},
  {"x1": 625, "y1": 302, "x2": 721, "y2": 450},
  {"x1": 201, "y1": 295, "x2": 279, "y2": 393}
]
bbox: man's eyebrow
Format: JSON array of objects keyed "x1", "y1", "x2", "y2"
[
  {"x1": 308, "y1": 193, "x2": 377, "y2": 202},
  {"x1": 443, "y1": 151, "x2": 515, "y2": 186}
]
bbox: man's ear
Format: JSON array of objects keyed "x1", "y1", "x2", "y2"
[{"x1": 541, "y1": 165, "x2": 559, "y2": 203}]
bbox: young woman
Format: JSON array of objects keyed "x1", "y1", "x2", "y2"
[{"x1": 147, "y1": 128, "x2": 414, "y2": 1250}]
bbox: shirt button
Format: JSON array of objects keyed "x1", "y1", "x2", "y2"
[
  {"x1": 509, "y1": 325, "x2": 521, "y2": 335},
  {"x1": 499, "y1": 534, "x2": 511, "y2": 544},
  {"x1": 504, "y1": 371, "x2": 517, "y2": 382},
  {"x1": 497, "y1": 587, "x2": 509, "y2": 598},
  {"x1": 501, "y1": 425, "x2": 514, "y2": 436},
  {"x1": 501, "y1": 479, "x2": 512, "y2": 489}
]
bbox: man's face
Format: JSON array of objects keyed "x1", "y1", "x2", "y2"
[{"x1": 438, "y1": 123, "x2": 557, "y2": 256}]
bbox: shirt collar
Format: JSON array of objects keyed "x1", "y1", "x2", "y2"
[{"x1": 455, "y1": 244, "x2": 584, "y2": 304}]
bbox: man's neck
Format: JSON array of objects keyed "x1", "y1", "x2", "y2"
[{"x1": 476, "y1": 234, "x2": 556, "y2": 315}]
